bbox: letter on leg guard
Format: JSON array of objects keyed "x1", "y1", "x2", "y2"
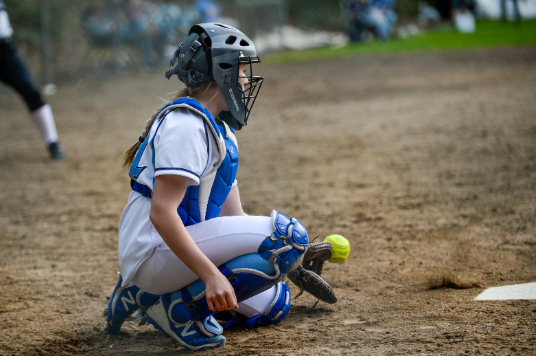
[
  {"x1": 147, "y1": 297, "x2": 225, "y2": 351},
  {"x1": 106, "y1": 274, "x2": 160, "y2": 334}
]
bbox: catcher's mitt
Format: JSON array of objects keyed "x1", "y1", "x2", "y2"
[
  {"x1": 302, "y1": 241, "x2": 333, "y2": 276},
  {"x1": 287, "y1": 266, "x2": 337, "y2": 304},
  {"x1": 286, "y1": 241, "x2": 337, "y2": 304}
]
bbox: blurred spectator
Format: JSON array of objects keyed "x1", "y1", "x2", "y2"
[
  {"x1": 121, "y1": 0, "x2": 158, "y2": 67},
  {"x1": 82, "y1": 0, "x2": 176, "y2": 69},
  {"x1": 193, "y1": 0, "x2": 239, "y2": 29},
  {"x1": 451, "y1": 0, "x2": 476, "y2": 18},
  {"x1": 417, "y1": 1, "x2": 442, "y2": 27},
  {"x1": 82, "y1": 1, "x2": 159, "y2": 68},
  {"x1": 340, "y1": 0, "x2": 397, "y2": 42},
  {"x1": 451, "y1": 0, "x2": 476, "y2": 33},
  {"x1": 501, "y1": 0, "x2": 522, "y2": 22},
  {"x1": 81, "y1": 6, "x2": 117, "y2": 46},
  {"x1": 340, "y1": 0, "x2": 372, "y2": 42},
  {"x1": 150, "y1": 3, "x2": 190, "y2": 40},
  {"x1": 195, "y1": 0, "x2": 222, "y2": 22},
  {"x1": 81, "y1": 0, "x2": 234, "y2": 69},
  {"x1": 367, "y1": 0, "x2": 398, "y2": 39}
]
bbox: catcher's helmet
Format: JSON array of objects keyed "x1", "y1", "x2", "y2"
[{"x1": 165, "y1": 23, "x2": 263, "y2": 130}]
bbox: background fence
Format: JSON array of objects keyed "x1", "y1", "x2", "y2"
[{"x1": 4, "y1": 0, "x2": 424, "y2": 86}]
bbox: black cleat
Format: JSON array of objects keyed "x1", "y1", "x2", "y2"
[{"x1": 48, "y1": 142, "x2": 65, "y2": 160}]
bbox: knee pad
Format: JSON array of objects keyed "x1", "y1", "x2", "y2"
[{"x1": 257, "y1": 210, "x2": 309, "y2": 275}]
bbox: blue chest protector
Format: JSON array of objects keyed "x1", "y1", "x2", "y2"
[
  {"x1": 130, "y1": 98, "x2": 238, "y2": 226},
  {"x1": 177, "y1": 123, "x2": 239, "y2": 226}
]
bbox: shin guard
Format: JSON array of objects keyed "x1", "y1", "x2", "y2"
[
  {"x1": 105, "y1": 274, "x2": 160, "y2": 334},
  {"x1": 146, "y1": 210, "x2": 308, "y2": 348},
  {"x1": 157, "y1": 211, "x2": 308, "y2": 324},
  {"x1": 147, "y1": 298, "x2": 225, "y2": 351},
  {"x1": 155, "y1": 253, "x2": 284, "y2": 326}
]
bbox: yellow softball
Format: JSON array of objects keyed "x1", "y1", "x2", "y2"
[{"x1": 324, "y1": 234, "x2": 350, "y2": 263}]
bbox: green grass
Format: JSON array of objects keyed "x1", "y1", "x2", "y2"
[{"x1": 263, "y1": 20, "x2": 536, "y2": 64}]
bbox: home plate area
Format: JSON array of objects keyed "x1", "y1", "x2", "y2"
[{"x1": 475, "y1": 282, "x2": 536, "y2": 301}]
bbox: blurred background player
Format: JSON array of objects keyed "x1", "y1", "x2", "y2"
[
  {"x1": 501, "y1": 0, "x2": 522, "y2": 23},
  {"x1": 0, "y1": 0, "x2": 65, "y2": 160}
]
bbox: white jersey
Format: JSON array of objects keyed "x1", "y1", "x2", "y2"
[
  {"x1": 133, "y1": 108, "x2": 221, "y2": 188},
  {"x1": 119, "y1": 107, "x2": 226, "y2": 286}
]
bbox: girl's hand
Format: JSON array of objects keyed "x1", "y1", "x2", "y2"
[{"x1": 204, "y1": 272, "x2": 239, "y2": 312}]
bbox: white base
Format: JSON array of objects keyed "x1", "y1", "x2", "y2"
[{"x1": 474, "y1": 282, "x2": 536, "y2": 300}]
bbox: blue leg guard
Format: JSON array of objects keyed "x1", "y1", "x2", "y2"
[
  {"x1": 105, "y1": 274, "x2": 160, "y2": 335},
  {"x1": 146, "y1": 210, "x2": 308, "y2": 349},
  {"x1": 215, "y1": 281, "x2": 292, "y2": 329},
  {"x1": 146, "y1": 297, "x2": 226, "y2": 351}
]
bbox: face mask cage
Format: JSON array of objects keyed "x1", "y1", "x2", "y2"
[{"x1": 237, "y1": 55, "x2": 263, "y2": 126}]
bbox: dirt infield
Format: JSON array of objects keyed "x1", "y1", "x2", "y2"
[{"x1": 1, "y1": 46, "x2": 535, "y2": 355}]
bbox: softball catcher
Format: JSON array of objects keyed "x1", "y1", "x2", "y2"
[{"x1": 102, "y1": 23, "x2": 334, "y2": 351}]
